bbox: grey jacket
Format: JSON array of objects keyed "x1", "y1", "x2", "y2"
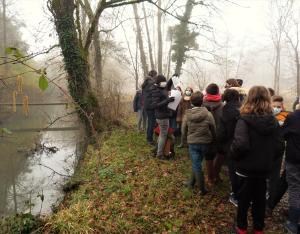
[{"x1": 182, "y1": 107, "x2": 216, "y2": 145}]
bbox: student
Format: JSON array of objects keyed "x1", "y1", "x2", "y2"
[
  {"x1": 182, "y1": 91, "x2": 216, "y2": 195},
  {"x1": 203, "y1": 83, "x2": 223, "y2": 185},
  {"x1": 230, "y1": 86, "x2": 281, "y2": 234},
  {"x1": 151, "y1": 75, "x2": 175, "y2": 159},
  {"x1": 266, "y1": 95, "x2": 288, "y2": 212},
  {"x1": 133, "y1": 89, "x2": 146, "y2": 132},
  {"x1": 177, "y1": 87, "x2": 193, "y2": 148},
  {"x1": 142, "y1": 70, "x2": 158, "y2": 145},
  {"x1": 282, "y1": 104, "x2": 300, "y2": 234},
  {"x1": 271, "y1": 95, "x2": 289, "y2": 126},
  {"x1": 216, "y1": 89, "x2": 241, "y2": 206}
]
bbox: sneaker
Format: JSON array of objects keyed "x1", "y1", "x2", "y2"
[
  {"x1": 229, "y1": 194, "x2": 238, "y2": 207},
  {"x1": 284, "y1": 220, "x2": 298, "y2": 234},
  {"x1": 234, "y1": 226, "x2": 247, "y2": 234},
  {"x1": 254, "y1": 230, "x2": 264, "y2": 234},
  {"x1": 148, "y1": 141, "x2": 155, "y2": 146}
]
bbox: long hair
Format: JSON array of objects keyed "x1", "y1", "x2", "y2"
[{"x1": 240, "y1": 86, "x2": 273, "y2": 115}]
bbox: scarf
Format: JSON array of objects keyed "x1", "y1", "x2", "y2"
[{"x1": 204, "y1": 93, "x2": 222, "y2": 102}]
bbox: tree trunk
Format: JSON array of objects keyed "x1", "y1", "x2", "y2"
[
  {"x1": 2, "y1": 0, "x2": 8, "y2": 74},
  {"x1": 142, "y1": 3, "x2": 155, "y2": 70},
  {"x1": 174, "y1": 0, "x2": 194, "y2": 75},
  {"x1": 50, "y1": 0, "x2": 101, "y2": 134},
  {"x1": 167, "y1": 37, "x2": 172, "y2": 79},
  {"x1": 296, "y1": 52, "x2": 300, "y2": 96},
  {"x1": 93, "y1": 29, "x2": 103, "y2": 93},
  {"x1": 274, "y1": 45, "x2": 280, "y2": 94},
  {"x1": 133, "y1": 4, "x2": 148, "y2": 78},
  {"x1": 157, "y1": 0, "x2": 163, "y2": 74}
]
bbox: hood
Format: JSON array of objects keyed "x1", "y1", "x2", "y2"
[
  {"x1": 203, "y1": 100, "x2": 223, "y2": 111},
  {"x1": 241, "y1": 114, "x2": 278, "y2": 135},
  {"x1": 186, "y1": 107, "x2": 209, "y2": 123},
  {"x1": 222, "y1": 101, "x2": 240, "y2": 121},
  {"x1": 141, "y1": 76, "x2": 154, "y2": 89}
]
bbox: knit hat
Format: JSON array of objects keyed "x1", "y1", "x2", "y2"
[
  {"x1": 155, "y1": 75, "x2": 166, "y2": 84},
  {"x1": 206, "y1": 83, "x2": 219, "y2": 95}
]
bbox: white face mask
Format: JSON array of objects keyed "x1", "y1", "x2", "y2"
[
  {"x1": 159, "y1": 82, "x2": 167, "y2": 88},
  {"x1": 185, "y1": 90, "x2": 192, "y2": 96},
  {"x1": 273, "y1": 107, "x2": 282, "y2": 115}
]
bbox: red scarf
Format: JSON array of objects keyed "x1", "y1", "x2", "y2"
[{"x1": 204, "y1": 94, "x2": 222, "y2": 102}]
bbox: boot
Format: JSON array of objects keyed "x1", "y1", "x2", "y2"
[
  {"x1": 184, "y1": 172, "x2": 196, "y2": 189},
  {"x1": 206, "y1": 160, "x2": 215, "y2": 185},
  {"x1": 285, "y1": 207, "x2": 300, "y2": 234},
  {"x1": 213, "y1": 153, "x2": 225, "y2": 183},
  {"x1": 195, "y1": 171, "x2": 208, "y2": 195}
]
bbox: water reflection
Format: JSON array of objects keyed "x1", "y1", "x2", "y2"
[{"x1": 0, "y1": 105, "x2": 83, "y2": 217}]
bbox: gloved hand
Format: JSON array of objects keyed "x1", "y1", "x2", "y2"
[{"x1": 168, "y1": 97, "x2": 175, "y2": 103}]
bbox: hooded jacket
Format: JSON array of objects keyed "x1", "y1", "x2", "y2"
[
  {"x1": 283, "y1": 110, "x2": 300, "y2": 164},
  {"x1": 217, "y1": 100, "x2": 241, "y2": 154},
  {"x1": 182, "y1": 107, "x2": 216, "y2": 145},
  {"x1": 230, "y1": 114, "x2": 282, "y2": 178},
  {"x1": 141, "y1": 76, "x2": 155, "y2": 110},
  {"x1": 203, "y1": 100, "x2": 223, "y2": 128},
  {"x1": 151, "y1": 85, "x2": 172, "y2": 119}
]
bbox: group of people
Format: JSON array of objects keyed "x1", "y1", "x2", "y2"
[{"x1": 133, "y1": 70, "x2": 300, "y2": 234}]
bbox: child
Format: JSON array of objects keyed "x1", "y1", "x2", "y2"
[
  {"x1": 177, "y1": 87, "x2": 193, "y2": 148},
  {"x1": 216, "y1": 88, "x2": 241, "y2": 206},
  {"x1": 266, "y1": 95, "x2": 288, "y2": 212},
  {"x1": 282, "y1": 104, "x2": 300, "y2": 234},
  {"x1": 182, "y1": 91, "x2": 216, "y2": 195},
  {"x1": 230, "y1": 86, "x2": 281, "y2": 234},
  {"x1": 203, "y1": 83, "x2": 223, "y2": 185},
  {"x1": 271, "y1": 95, "x2": 289, "y2": 126}
]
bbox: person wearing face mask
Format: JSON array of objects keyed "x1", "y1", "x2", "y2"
[
  {"x1": 151, "y1": 75, "x2": 175, "y2": 159},
  {"x1": 266, "y1": 95, "x2": 288, "y2": 214},
  {"x1": 177, "y1": 87, "x2": 194, "y2": 148},
  {"x1": 272, "y1": 95, "x2": 289, "y2": 126}
]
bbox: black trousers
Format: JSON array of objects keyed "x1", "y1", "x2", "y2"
[
  {"x1": 267, "y1": 169, "x2": 288, "y2": 209},
  {"x1": 237, "y1": 176, "x2": 266, "y2": 231},
  {"x1": 228, "y1": 159, "x2": 239, "y2": 197}
]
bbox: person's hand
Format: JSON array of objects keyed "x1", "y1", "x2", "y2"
[{"x1": 168, "y1": 97, "x2": 175, "y2": 103}]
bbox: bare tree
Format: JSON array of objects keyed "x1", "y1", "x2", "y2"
[
  {"x1": 142, "y1": 3, "x2": 155, "y2": 70},
  {"x1": 269, "y1": 0, "x2": 294, "y2": 94},
  {"x1": 132, "y1": 3, "x2": 148, "y2": 77},
  {"x1": 285, "y1": 15, "x2": 300, "y2": 96},
  {"x1": 157, "y1": 0, "x2": 163, "y2": 74}
]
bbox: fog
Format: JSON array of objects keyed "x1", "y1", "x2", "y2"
[{"x1": 4, "y1": 0, "x2": 300, "y2": 105}]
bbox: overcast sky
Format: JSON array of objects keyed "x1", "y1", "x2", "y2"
[{"x1": 14, "y1": 0, "x2": 271, "y2": 52}]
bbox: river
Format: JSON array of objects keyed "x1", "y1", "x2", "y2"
[{"x1": 0, "y1": 101, "x2": 84, "y2": 216}]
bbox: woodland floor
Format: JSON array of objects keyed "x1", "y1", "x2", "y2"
[{"x1": 44, "y1": 119, "x2": 288, "y2": 234}]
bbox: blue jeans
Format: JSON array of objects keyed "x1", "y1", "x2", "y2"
[
  {"x1": 146, "y1": 109, "x2": 156, "y2": 143},
  {"x1": 189, "y1": 144, "x2": 207, "y2": 174}
]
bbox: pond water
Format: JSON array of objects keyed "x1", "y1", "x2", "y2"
[{"x1": 0, "y1": 103, "x2": 84, "y2": 216}]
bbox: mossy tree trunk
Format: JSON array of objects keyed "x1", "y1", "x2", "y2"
[{"x1": 49, "y1": 0, "x2": 101, "y2": 134}]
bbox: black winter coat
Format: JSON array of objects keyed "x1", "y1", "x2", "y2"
[
  {"x1": 142, "y1": 77, "x2": 155, "y2": 110},
  {"x1": 217, "y1": 101, "x2": 240, "y2": 154},
  {"x1": 151, "y1": 85, "x2": 172, "y2": 119},
  {"x1": 283, "y1": 110, "x2": 300, "y2": 165},
  {"x1": 230, "y1": 114, "x2": 282, "y2": 178},
  {"x1": 133, "y1": 91, "x2": 143, "y2": 112}
]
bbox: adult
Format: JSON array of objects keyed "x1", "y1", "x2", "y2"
[
  {"x1": 142, "y1": 70, "x2": 157, "y2": 145},
  {"x1": 216, "y1": 89, "x2": 241, "y2": 206},
  {"x1": 151, "y1": 75, "x2": 175, "y2": 159},
  {"x1": 133, "y1": 89, "x2": 146, "y2": 132},
  {"x1": 230, "y1": 86, "x2": 282, "y2": 234},
  {"x1": 282, "y1": 105, "x2": 300, "y2": 234},
  {"x1": 177, "y1": 87, "x2": 193, "y2": 148},
  {"x1": 203, "y1": 83, "x2": 223, "y2": 185}
]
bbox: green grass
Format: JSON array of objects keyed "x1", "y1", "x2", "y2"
[{"x1": 44, "y1": 125, "x2": 287, "y2": 234}]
